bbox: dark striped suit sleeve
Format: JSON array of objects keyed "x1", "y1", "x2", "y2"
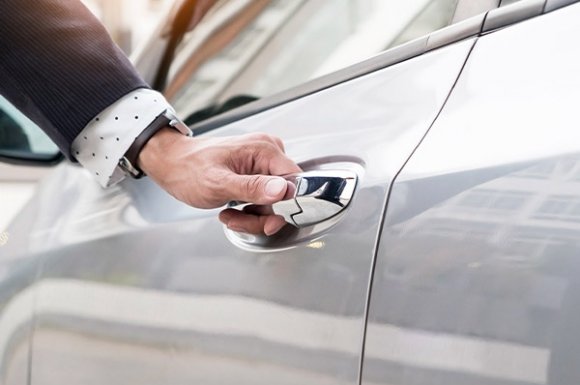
[{"x1": 0, "y1": 0, "x2": 149, "y2": 159}]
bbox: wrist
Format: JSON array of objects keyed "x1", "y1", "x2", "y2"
[
  {"x1": 121, "y1": 108, "x2": 191, "y2": 179},
  {"x1": 137, "y1": 126, "x2": 186, "y2": 176}
]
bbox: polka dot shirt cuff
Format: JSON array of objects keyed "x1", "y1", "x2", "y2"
[{"x1": 71, "y1": 89, "x2": 174, "y2": 188}]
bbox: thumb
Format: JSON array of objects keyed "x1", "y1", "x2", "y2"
[{"x1": 228, "y1": 174, "x2": 290, "y2": 205}]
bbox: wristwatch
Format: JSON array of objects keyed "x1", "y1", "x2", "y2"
[{"x1": 119, "y1": 109, "x2": 192, "y2": 178}]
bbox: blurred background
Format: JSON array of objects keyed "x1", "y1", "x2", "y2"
[{"x1": 81, "y1": 0, "x2": 174, "y2": 53}]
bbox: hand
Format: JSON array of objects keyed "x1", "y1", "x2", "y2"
[{"x1": 138, "y1": 127, "x2": 301, "y2": 235}]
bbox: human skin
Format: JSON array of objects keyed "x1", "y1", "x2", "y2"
[
  {"x1": 139, "y1": 1, "x2": 301, "y2": 235},
  {"x1": 138, "y1": 127, "x2": 301, "y2": 235}
]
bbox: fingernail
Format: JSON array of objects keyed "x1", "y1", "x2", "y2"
[
  {"x1": 265, "y1": 178, "x2": 286, "y2": 198},
  {"x1": 265, "y1": 219, "x2": 286, "y2": 236},
  {"x1": 265, "y1": 224, "x2": 283, "y2": 236}
]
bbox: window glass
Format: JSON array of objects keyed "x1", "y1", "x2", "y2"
[
  {"x1": 500, "y1": 0, "x2": 522, "y2": 6},
  {"x1": 387, "y1": 0, "x2": 458, "y2": 48},
  {"x1": 167, "y1": 0, "x2": 459, "y2": 119},
  {"x1": 0, "y1": 95, "x2": 59, "y2": 158}
]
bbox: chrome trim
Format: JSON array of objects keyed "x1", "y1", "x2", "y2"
[
  {"x1": 291, "y1": 170, "x2": 357, "y2": 227},
  {"x1": 544, "y1": 0, "x2": 580, "y2": 12},
  {"x1": 229, "y1": 169, "x2": 357, "y2": 228},
  {"x1": 426, "y1": 13, "x2": 487, "y2": 52},
  {"x1": 482, "y1": 0, "x2": 546, "y2": 32}
]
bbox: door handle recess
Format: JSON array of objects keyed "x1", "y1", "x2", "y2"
[{"x1": 230, "y1": 170, "x2": 357, "y2": 228}]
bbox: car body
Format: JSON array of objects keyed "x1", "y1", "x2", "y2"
[{"x1": 1, "y1": 0, "x2": 580, "y2": 384}]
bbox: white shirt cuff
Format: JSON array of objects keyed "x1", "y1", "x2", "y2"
[{"x1": 71, "y1": 88, "x2": 174, "y2": 187}]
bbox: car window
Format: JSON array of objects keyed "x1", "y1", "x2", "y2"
[
  {"x1": 500, "y1": 0, "x2": 522, "y2": 5},
  {"x1": 0, "y1": 95, "x2": 58, "y2": 158},
  {"x1": 387, "y1": 0, "x2": 458, "y2": 48},
  {"x1": 166, "y1": 0, "x2": 460, "y2": 120}
]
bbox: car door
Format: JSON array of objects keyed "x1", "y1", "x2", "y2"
[
  {"x1": 0, "y1": 229, "x2": 35, "y2": 385},
  {"x1": 24, "y1": 37, "x2": 475, "y2": 385},
  {"x1": 362, "y1": 3, "x2": 580, "y2": 385}
]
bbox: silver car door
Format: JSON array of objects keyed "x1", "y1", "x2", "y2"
[
  {"x1": 0, "y1": 98, "x2": 57, "y2": 385},
  {"x1": 362, "y1": 3, "x2": 580, "y2": 385},
  {"x1": 26, "y1": 41, "x2": 474, "y2": 385},
  {"x1": 0, "y1": 222, "x2": 36, "y2": 385}
]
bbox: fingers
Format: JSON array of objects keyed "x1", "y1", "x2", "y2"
[
  {"x1": 140, "y1": 129, "x2": 302, "y2": 212},
  {"x1": 244, "y1": 133, "x2": 285, "y2": 153},
  {"x1": 238, "y1": 134, "x2": 299, "y2": 174},
  {"x1": 220, "y1": 208, "x2": 287, "y2": 235},
  {"x1": 224, "y1": 174, "x2": 295, "y2": 205},
  {"x1": 267, "y1": 151, "x2": 302, "y2": 176},
  {"x1": 246, "y1": 138, "x2": 302, "y2": 176},
  {"x1": 227, "y1": 135, "x2": 300, "y2": 177},
  {"x1": 214, "y1": 137, "x2": 300, "y2": 206}
]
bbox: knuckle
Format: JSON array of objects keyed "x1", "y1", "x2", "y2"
[
  {"x1": 248, "y1": 142, "x2": 275, "y2": 161},
  {"x1": 248, "y1": 132, "x2": 281, "y2": 147},
  {"x1": 245, "y1": 132, "x2": 268, "y2": 142},
  {"x1": 244, "y1": 175, "x2": 263, "y2": 196},
  {"x1": 257, "y1": 140, "x2": 278, "y2": 153},
  {"x1": 275, "y1": 138, "x2": 285, "y2": 151}
]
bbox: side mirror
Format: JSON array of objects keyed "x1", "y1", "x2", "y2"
[{"x1": 0, "y1": 95, "x2": 62, "y2": 166}]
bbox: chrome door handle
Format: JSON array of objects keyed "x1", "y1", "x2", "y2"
[{"x1": 230, "y1": 170, "x2": 357, "y2": 228}]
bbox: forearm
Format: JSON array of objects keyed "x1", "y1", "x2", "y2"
[{"x1": 0, "y1": 0, "x2": 147, "y2": 157}]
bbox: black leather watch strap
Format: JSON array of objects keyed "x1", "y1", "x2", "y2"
[{"x1": 120, "y1": 112, "x2": 171, "y2": 179}]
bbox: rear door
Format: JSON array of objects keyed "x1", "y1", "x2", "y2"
[{"x1": 362, "y1": 3, "x2": 580, "y2": 385}]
